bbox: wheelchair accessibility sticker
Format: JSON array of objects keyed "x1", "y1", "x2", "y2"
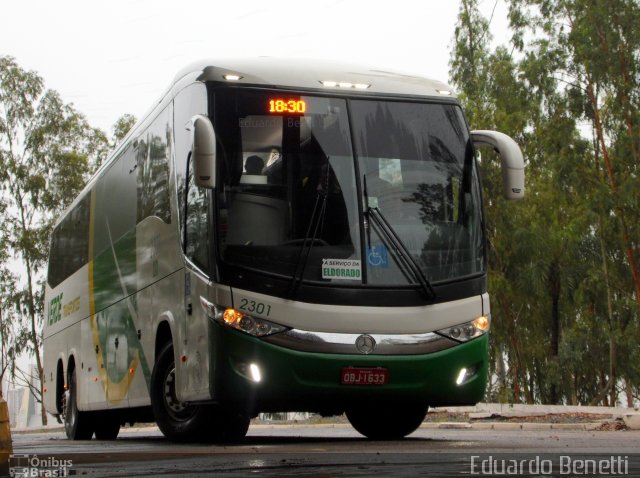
[{"x1": 367, "y1": 245, "x2": 389, "y2": 268}]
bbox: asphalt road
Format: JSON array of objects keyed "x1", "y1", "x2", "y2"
[{"x1": 8, "y1": 424, "x2": 640, "y2": 477}]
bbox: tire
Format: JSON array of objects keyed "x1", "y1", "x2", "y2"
[
  {"x1": 210, "y1": 408, "x2": 250, "y2": 443},
  {"x1": 94, "y1": 412, "x2": 121, "y2": 440},
  {"x1": 150, "y1": 342, "x2": 215, "y2": 442},
  {"x1": 64, "y1": 368, "x2": 94, "y2": 440},
  {"x1": 346, "y1": 403, "x2": 428, "y2": 440}
]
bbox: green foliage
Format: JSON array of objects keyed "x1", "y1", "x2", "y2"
[
  {"x1": 0, "y1": 55, "x2": 136, "y2": 421},
  {"x1": 111, "y1": 113, "x2": 137, "y2": 147},
  {"x1": 450, "y1": 0, "x2": 640, "y2": 406},
  {"x1": 0, "y1": 55, "x2": 113, "y2": 423}
]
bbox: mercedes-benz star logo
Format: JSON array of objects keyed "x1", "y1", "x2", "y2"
[{"x1": 355, "y1": 334, "x2": 376, "y2": 354}]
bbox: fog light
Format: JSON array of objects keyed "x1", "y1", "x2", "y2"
[
  {"x1": 455, "y1": 365, "x2": 478, "y2": 385},
  {"x1": 249, "y1": 363, "x2": 262, "y2": 383}
]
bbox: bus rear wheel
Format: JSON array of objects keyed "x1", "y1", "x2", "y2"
[
  {"x1": 64, "y1": 368, "x2": 94, "y2": 440},
  {"x1": 94, "y1": 412, "x2": 121, "y2": 440},
  {"x1": 346, "y1": 403, "x2": 428, "y2": 440}
]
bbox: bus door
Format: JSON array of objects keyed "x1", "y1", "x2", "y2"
[{"x1": 182, "y1": 155, "x2": 215, "y2": 401}]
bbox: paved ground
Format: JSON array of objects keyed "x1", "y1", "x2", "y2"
[
  {"x1": 6, "y1": 421, "x2": 640, "y2": 477},
  {"x1": 4, "y1": 404, "x2": 640, "y2": 477}
]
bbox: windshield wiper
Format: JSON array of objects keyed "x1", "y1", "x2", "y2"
[
  {"x1": 363, "y1": 175, "x2": 436, "y2": 300},
  {"x1": 287, "y1": 158, "x2": 331, "y2": 298}
]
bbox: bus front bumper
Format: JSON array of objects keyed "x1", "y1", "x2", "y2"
[{"x1": 208, "y1": 323, "x2": 488, "y2": 414}]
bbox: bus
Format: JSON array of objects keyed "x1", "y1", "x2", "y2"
[{"x1": 42, "y1": 58, "x2": 524, "y2": 441}]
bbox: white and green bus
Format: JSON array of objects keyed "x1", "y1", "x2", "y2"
[{"x1": 43, "y1": 58, "x2": 524, "y2": 441}]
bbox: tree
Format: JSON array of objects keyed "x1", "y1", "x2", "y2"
[
  {"x1": 111, "y1": 113, "x2": 137, "y2": 147},
  {"x1": 0, "y1": 56, "x2": 107, "y2": 424},
  {"x1": 0, "y1": 206, "x2": 17, "y2": 399},
  {"x1": 507, "y1": 0, "x2": 640, "y2": 406},
  {"x1": 451, "y1": 0, "x2": 640, "y2": 406}
]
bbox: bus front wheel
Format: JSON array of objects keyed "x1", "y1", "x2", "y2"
[
  {"x1": 209, "y1": 408, "x2": 250, "y2": 443},
  {"x1": 346, "y1": 403, "x2": 428, "y2": 440},
  {"x1": 151, "y1": 342, "x2": 214, "y2": 442}
]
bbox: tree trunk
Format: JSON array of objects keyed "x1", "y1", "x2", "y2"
[
  {"x1": 549, "y1": 260, "x2": 561, "y2": 404},
  {"x1": 625, "y1": 379, "x2": 634, "y2": 408},
  {"x1": 609, "y1": 337, "x2": 617, "y2": 407},
  {"x1": 570, "y1": 373, "x2": 578, "y2": 406},
  {"x1": 22, "y1": 226, "x2": 47, "y2": 426},
  {"x1": 26, "y1": 274, "x2": 47, "y2": 427},
  {"x1": 495, "y1": 343, "x2": 507, "y2": 399},
  {"x1": 598, "y1": 215, "x2": 617, "y2": 408}
]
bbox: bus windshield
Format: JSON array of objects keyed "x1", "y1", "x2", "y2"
[{"x1": 214, "y1": 89, "x2": 484, "y2": 288}]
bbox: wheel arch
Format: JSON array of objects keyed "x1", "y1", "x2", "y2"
[
  {"x1": 66, "y1": 354, "x2": 77, "y2": 381},
  {"x1": 155, "y1": 320, "x2": 173, "y2": 363},
  {"x1": 55, "y1": 358, "x2": 65, "y2": 414}
]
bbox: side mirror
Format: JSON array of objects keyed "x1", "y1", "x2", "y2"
[
  {"x1": 471, "y1": 130, "x2": 525, "y2": 200},
  {"x1": 190, "y1": 115, "x2": 216, "y2": 189}
]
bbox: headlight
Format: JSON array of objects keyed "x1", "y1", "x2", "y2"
[
  {"x1": 200, "y1": 297, "x2": 288, "y2": 337},
  {"x1": 436, "y1": 315, "x2": 491, "y2": 342}
]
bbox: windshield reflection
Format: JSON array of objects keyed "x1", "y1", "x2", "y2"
[{"x1": 351, "y1": 100, "x2": 484, "y2": 284}]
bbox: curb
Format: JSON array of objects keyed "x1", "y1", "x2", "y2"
[
  {"x1": 624, "y1": 414, "x2": 640, "y2": 430},
  {"x1": 11, "y1": 426, "x2": 65, "y2": 435},
  {"x1": 420, "y1": 422, "x2": 598, "y2": 431},
  {"x1": 1, "y1": 397, "x2": 12, "y2": 477},
  {"x1": 434, "y1": 403, "x2": 640, "y2": 418}
]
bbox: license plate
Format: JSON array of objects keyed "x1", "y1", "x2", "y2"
[{"x1": 340, "y1": 367, "x2": 388, "y2": 385}]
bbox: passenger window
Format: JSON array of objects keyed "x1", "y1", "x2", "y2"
[
  {"x1": 47, "y1": 193, "x2": 91, "y2": 287},
  {"x1": 185, "y1": 157, "x2": 210, "y2": 270},
  {"x1": 135, "y1": 107, "x2": 171, "y2": 224}
]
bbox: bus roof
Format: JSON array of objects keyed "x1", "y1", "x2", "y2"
[{"x1": 173, "y1": 58, "x2": 457, "y2": 99}]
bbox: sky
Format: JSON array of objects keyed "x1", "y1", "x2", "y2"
[{"x1": 1, "y1": 0, "x2": 509, "y2": 134}]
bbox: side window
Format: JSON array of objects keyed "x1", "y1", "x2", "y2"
[
  {"x1": 136, "y1": 106, "x2": 171, "y2": 224},
  {"x1": 185, "y1": 158, "x2": 210, "y2": 270},
  {"x1": 48, "y1": 193, "x2": 91, "y2": 287}
]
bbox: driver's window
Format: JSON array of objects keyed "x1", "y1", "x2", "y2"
[{"x1": 185, "y1": 157, "x2": 210, "y2": 270}]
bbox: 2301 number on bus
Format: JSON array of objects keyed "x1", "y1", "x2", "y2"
[{"x1": 340, "y1": 367, "x2": 388, "y2": 385}]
